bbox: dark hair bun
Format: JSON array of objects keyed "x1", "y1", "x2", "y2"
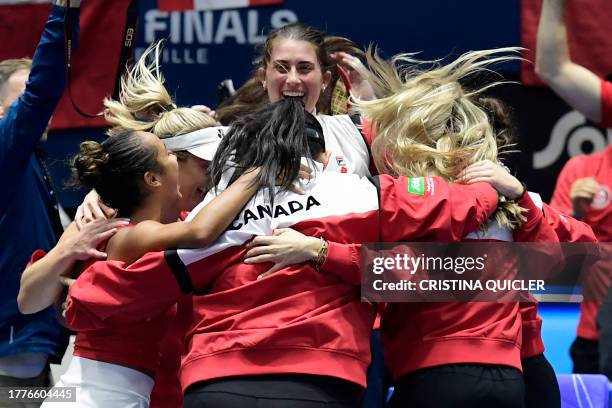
[{"x1": 73, "y1": 141, "x2": 109, "y2": 189}]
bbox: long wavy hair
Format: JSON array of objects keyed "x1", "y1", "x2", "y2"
[{"x1": 353, "y1": 47, "x2": 526, "y2": 230}]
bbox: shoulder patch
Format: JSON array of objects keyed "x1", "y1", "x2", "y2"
[{"x1": 407, "y1": 177, "x2": 425, "y2": 195}]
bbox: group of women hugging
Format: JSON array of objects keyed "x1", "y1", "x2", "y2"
[{"x1": 17, "y1": 21, "x2": 597, "y2": 408}]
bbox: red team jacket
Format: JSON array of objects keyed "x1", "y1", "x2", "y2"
[
  {"x1": 520, "y1": 203, "x2": 598, "y2": 358},
  {"x1": 380, "y1": 191, "x2": 561, "y2": 379},
  {"x1": 65, "y1": 172, "x2": 497, "y2": 391}
]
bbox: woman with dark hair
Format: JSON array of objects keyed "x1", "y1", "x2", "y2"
[
  {"x1": 61, "y1": 93, "x2": 509, "y2": 407},
  {"x1": 216, "y1": 23, "x2": 376, "y2": 179},
  {"x1": 21, "y1": 128, "x2": 261, "y2": 407}
]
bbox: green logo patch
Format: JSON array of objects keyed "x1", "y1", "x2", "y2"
[{"x1": 407, "y1": 177, "x2": 425, "y2": 195}]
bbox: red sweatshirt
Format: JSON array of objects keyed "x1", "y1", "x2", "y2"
[
  {"x1": 550, "y1": 144, "x2": 611, "y2": 340},
  {"x1": 381, "y1": 192, "x2": 557, "y2": 379},
  {"x1": 65, "y1": 172, "x2": 497, "y2": 391}
]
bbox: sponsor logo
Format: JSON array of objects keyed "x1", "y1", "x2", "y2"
[
  {"x1": 592, "y1": 185, "x2": 611, "y2": 209},
  {"x1": 407, "y1": 177, "x2": 425, "y2": 195},
  {"x1": 533, "y1": 111, "x2": 612, "y2": 169}
]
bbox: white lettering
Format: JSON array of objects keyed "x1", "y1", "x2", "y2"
[
  {"x1": 170, "y1": 12, "x2": 181, "y2": 44},
  {"x1": 145, "y1": 10, "x2": 168, "y2": 43},
  {"x1": 270, "y1": 9, "x2": 298, "y2": 28},
  {"x1": 215, "y1": 11, "x2": 246, "y2": 44},
  {"x1": 196, "y1": 48, "x2": 208, "y2": 64},
  {"x1": 247, "y1": 10, "x2": 266, "y2": 43},
  {"x1": 533, "y1": 111, "x2": 610, "y2": 169},
  {"x1": 184, "y1": 11, "x2": 213, "y2": 44}
]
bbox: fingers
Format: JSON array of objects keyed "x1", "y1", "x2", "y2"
[
  {"x1": 246, "y1": 235, "x2": 276, "y2": 248},
  {"x1": 272, "y1": 228, "x2": 289, "y2": 236},
  {"x1": 59, "y1": 276, "x2": 75, "y2": 288},
  {"x1": 460, "y1": 170, "x2": 493, "y2": 182},
  {"x1": 572, "y1": 190, "x2": 597, "y2": 200},
  {"x1": 289, "y1": 183, "x2": 305, "y2": 195},
  {"x1": 86, "y1": 200, "x2": 106, "y2": 221},
  {"x1": 320, "y1": 151, "x2": 331, "y2": 169},
  {"x1": 244, "y1": 254, "x2": 277, "y2": 264},
  {"x1": 297, "y1": 167, "x2": 313, "y2": 180},
  {"x1": 331, "y1": 52, "x2": 361, "y2": 70},
  {"x1": 81, "y1": 202, "x2": 94, "y2": 224},
  {"x1": 191, "y1": 105, "x2": 217, "y2": 118},
  {"x1": 87, "y1": 249, "x2": 108, "y2": 259},
  {"x1": 99, "y1": 202, "x2": 117, "y2": 218},
  {"x1": 85, "y1": 218, "x2": 129, "y2": 235},
  {"x1": 244, "y1": 244, "x2": 277, "y2": 259},
  {"x1": 463, "y1": 177, "x2": 491, "y2": 185},
  {"x1": 92, "y1": 228, "x2": 117, "y2": 246},
  {"x1": 74, "y1": 205, "x2": 84, "y2": 230},
  {"x1": 298, "y1": 164, "x2": 313, "y2": 178}
]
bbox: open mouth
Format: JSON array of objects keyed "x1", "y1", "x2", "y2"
[{"x1": 282, "y1": 91, "x2": 305, "y2": 98}]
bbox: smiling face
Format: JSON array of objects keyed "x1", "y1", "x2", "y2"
[
  {"x1": 176, "y1": 152, "x2": 209, "y2": 212},
  {"x1": 260, "y1": 38, "x2": 331, "y2": 113},
  {"x1": 140, "y1": 132, "x2": 182, "y2": 219}
]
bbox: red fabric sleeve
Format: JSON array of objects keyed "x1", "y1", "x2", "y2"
[
  {"x1": 321, "y1": 242, "x2": 362, "y2": 285},
  {"x1": 542, "y1": 203, "x2": 598, "y2": 243},
  {"x1": 377, "y1": 176, "x2": 498, "y2": 242},
  {"x1": 26, "y1": 249, "x2": 48, "y2": 267},
  {"x1": 549, "y1": 156, "x2": 582, "y2": 215},
  {"x1": 65, "y1": 251, "x2": 183, "y2": 330},
  {"x1": 520, "y1": 302, "x2": 545, "y2": 358},
  {"x1": 599, "y1": 79, "x2": 612, "y2": 128},
  {"x1": 514, "y1": 193, "x2": 559, "y2": 243}
]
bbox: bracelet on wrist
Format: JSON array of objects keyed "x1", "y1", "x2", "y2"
[{"x1": 313, "y1": 237, "x2": 329, "y2": 271}]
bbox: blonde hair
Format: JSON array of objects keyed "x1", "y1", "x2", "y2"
[
  {"x1": 0, "y1": 58, "x2": 32, "y2": 101},
  {"x1": 104, "y1": 42, "x2": 218, "y2": 138},
  {"x1": 353, "y1": 47, "x2": 525, "y2": 230}
]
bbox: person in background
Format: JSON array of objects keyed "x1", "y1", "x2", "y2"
[
  {"x1": 536, "y1": 0, "x2": 612, "y2": 379},
  {"x1": 0, "y1": 2, "x2": 101, "y2": 402}
]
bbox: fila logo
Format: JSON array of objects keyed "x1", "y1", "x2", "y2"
[{"x1": 533, "y1": 111, "x2": 612, "y2": 169}]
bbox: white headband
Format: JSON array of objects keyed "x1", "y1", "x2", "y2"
[{"x1": 162, "y1": 126, "x2": 227, "y2": 161}]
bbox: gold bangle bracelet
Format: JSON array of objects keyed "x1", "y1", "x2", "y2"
[{"x1": 314, "y1": 237, "x2": 329, "y2": 271}]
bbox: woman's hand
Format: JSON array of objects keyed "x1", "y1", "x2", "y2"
[
  {"x1": 191, "y1": 104, "x2": 217, "y2": 120},
  {"x1": 74, "y1": 189, "x2": 116, "y2": 229},
  {"x1": 244, "y1": 228, "x2": 322, "y2": 279},
  {"x1": 458, "y1": 160, "x2": 525, "y2": 200},
  {"x1": 331, "y1": 51, "x2": 377, "y2": 102},
  {"x1": 59, "y1": 218, "x2": 130, "y2": 262}
]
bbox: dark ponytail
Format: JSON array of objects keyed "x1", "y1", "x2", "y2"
[{"x1": 210, "y1": 97, "x2": 315, "y2": 206}]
